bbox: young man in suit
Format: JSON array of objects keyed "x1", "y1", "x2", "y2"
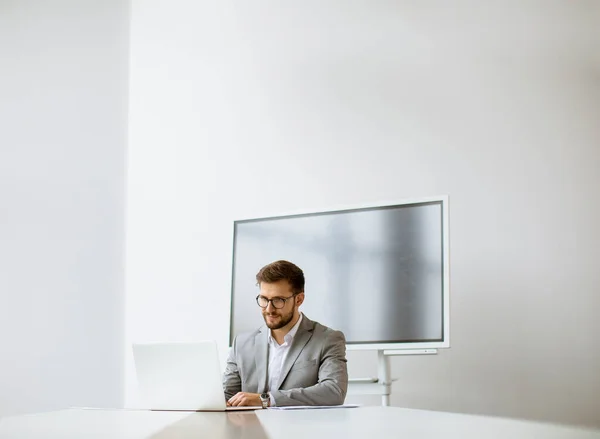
[{"x1": 223, "y1": 260, "x2": 348, "y2": 407}]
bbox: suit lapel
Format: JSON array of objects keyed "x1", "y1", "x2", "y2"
[
  {"x1": 275, "y1": 316, "x2": 314, "y2": 390},
  {"x1": 254, "y1": 327, "x2": 269, "y2": 394}
]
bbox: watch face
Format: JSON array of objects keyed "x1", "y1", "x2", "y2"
[{"x1": 260, "y1": 393, "x2": 269, "y2": 408}]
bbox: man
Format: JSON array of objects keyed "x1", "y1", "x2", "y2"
[{"x1": 223, "y1": 260, "x2": 348, "y2": 407}]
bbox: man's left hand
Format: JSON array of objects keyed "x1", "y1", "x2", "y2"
[{"x1": 227, "y1": 392, "x2": 261, "y2": 407}]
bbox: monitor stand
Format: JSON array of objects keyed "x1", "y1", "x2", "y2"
[{"x1": 348, "y1": 349, "x2": 437, "y2": 406}]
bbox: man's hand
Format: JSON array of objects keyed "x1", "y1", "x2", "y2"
[{"x1": 227, "y1": 392, "x2": 262, "y2": 407}]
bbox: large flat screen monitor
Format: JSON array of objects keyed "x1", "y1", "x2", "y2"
[{"x1": 229, "y1": 196, "x2": 449, "y2": 350}]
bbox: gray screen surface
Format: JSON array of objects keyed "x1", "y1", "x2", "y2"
[{"x1": 230, "y1": 201, "x2": 444, "y2": 345}]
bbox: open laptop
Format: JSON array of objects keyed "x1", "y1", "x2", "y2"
[{"x1": 132, "y1": 340, "x2": 260, "y2": 411}]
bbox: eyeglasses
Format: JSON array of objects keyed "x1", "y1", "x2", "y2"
[{"x1": 256, "y1": 293, "x2": 299, "y2": 309}]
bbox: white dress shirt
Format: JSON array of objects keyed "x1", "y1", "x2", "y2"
[{"x1": 267, "y1": 313, "x2": 303, "y2": 405}]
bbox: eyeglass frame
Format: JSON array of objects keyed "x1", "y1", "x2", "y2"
[{"x1": 255, "y1": 292, "x2": 301, "y2": 309}]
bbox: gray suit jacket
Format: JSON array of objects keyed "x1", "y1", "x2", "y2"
[{"x1": 223, "y1": 315, "x2": 348, "y2": 406}]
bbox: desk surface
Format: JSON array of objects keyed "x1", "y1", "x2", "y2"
[
  {"x1": 0, "y1": 409, "x2": 267, "y2": 439},
  {"x1": 1, "y1": 407, "x2": 599, "y2": 439},
  {"x1": 256, "y1": 407, "x2": 600, "y2": 439}
]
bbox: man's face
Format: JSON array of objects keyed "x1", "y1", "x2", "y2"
[{"x1": 259, "y1": 280, "x2": 300, "y2": 330}]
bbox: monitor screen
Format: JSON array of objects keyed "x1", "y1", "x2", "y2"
[{"x1": 229, "y1": 197, "x2": 449, "y2": 350}]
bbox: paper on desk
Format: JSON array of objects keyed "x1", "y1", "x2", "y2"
[{"x1": 268, "y1": 404, "x2": 359, "y2": 410}]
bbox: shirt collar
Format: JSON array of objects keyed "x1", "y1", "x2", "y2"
[{"x1": 268, "y1": 312, "x2": 303, "y2": 345}]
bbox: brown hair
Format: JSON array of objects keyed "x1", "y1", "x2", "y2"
[{"x1": 256, "y1": 260, "x2": 305, "y2": 294}]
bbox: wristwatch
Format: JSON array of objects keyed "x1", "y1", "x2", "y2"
[{"x1": 260, "y1": 392, "x2": 270, "y2": 409}]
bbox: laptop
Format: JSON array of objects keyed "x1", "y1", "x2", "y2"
[{"x1": 132, "y1": 340, "x2": 261, "y2": 411}]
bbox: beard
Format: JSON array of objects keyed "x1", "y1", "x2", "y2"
[{"x1": 263, "y1": 308, "x2": 295, "y2": 330}]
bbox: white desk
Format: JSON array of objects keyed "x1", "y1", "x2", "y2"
[
  {"x1": 0, "y1": 409, "x2": 267, "y2": 439},
  {"x1": 256, "y1": 407, "x2": 600, "y2": 439},
  {"x1": 1, "y1": 407, "x2": 599, "y2": 439}
]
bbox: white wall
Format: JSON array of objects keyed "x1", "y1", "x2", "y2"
[
  {"x1": 126, "y1": 0, "x2": 600, "y2": 427},
  {"x1": 0, "y1": 0, "x2": 129, "y2": 416}
]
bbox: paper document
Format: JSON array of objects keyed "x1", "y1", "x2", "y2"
[{"x1": 268, "y1": 404, "x2": 359, "y2": 410}]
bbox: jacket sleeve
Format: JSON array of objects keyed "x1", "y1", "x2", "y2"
[
  {"x1": 222, "y1": 336, "x2": 242, "y2": 401},
  {"x1": 270, "y1": 330, "x2": 348, "y2": 406}
]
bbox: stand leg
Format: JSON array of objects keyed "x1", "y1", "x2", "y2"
[{"x1": 377, "y1": 350, "x2": 391, "y2": 407}]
